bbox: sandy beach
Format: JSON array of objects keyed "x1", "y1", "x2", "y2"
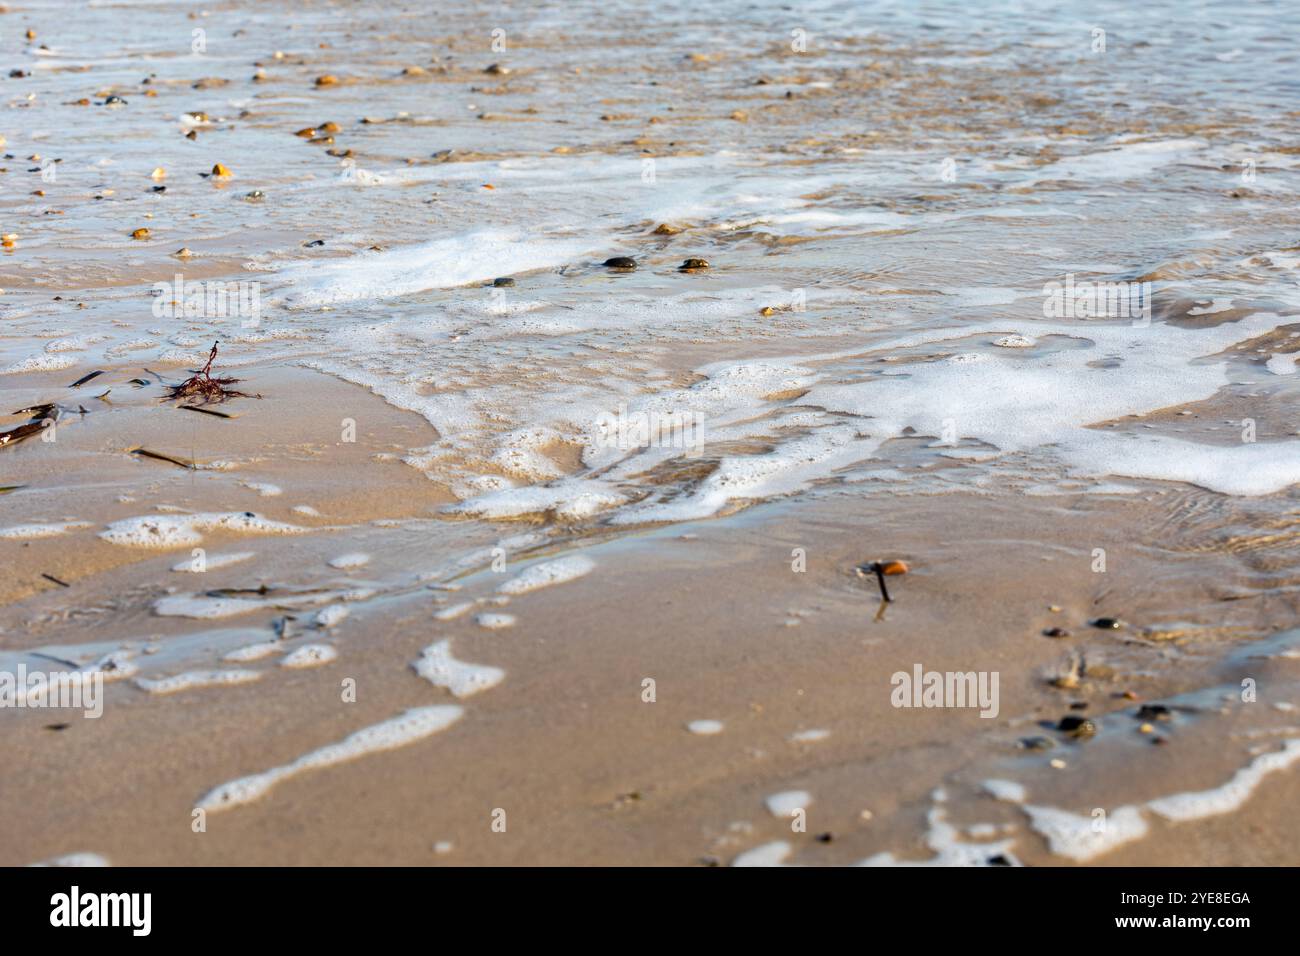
[{"x1": 2, "y1": 0, "x2": 1299, "y2": 868}]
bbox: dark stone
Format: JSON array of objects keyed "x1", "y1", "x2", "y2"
[
  {"x1": 492, "y1": 277, "x2": 515, "y2": 287},
  {"x1": 1042, "y1": 627, "x2": 1070, "y2": 638},
  {"x1": 603, "y1": 256, "x2": 636, "y2": 269},
  {"x1": 1090, "y1": 617, "x2": 1122, "y2": 630},
  {"x1": 679, "y1": 257, "x2": 710, "y2": 270},
  {"x1": 1056, "y1": 716, "x2": 1096, "y2": 738},
  {"x1": 1135, "y1": 703, "x2": 1171, "y2": 721}
]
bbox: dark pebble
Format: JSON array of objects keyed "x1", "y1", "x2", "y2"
[
  {"x1": 304, "y1": 239, "x2": 325, "y2": 247},
  {"x1": 814, "y1": 832, "x2": 834, "y2": 843},
  {"x1": 1056, "y1": 715, "x2": 1096, "y2": 738},
  {"x1": 987, "y1": 854, "x2": 1014, "y2": 867},
  {"x1": 1042, "y1": 627, "x2": 1070, "y2": 638},
  {"x1": 1135, "y1": 703, "x2": 1171, "y2": 721},
  {"x1": 1018, "y1": 735, "x2": 1054, "y2": 751},
  {"x1": 492, "y1": 277, "x2": 515, "y2": 287},
  {"x1": 1069, "y1": 701, "x2": 1089, "y2": 710},
  {"x1": 1090, "y1": 617, "x2": 1123, "y2": 630},
  {"x1": 679, "y1": 257, "x2": 710, "y2": 270},
  {"x1": 603, "y1": 256, "x2": 636, "y2": 269}
]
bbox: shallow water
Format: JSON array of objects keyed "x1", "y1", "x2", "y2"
[{"x1": 5, "y1": 0, "x2": 1300, "y2": 519}]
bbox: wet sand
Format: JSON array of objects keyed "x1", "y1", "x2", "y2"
[{"x1": 2, "y1": 361, "x2": 1299, "y2": 865}]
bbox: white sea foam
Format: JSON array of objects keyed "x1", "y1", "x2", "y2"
[
  {"x1": 196, "y1": 705, "x2": 464, "y2": 811},
  {"x1": 154, "y1": 595, "x2": 267, "y2": 620},
  {"x1": 1145, "y1": 740, "x2": 1300, "y2": 822},
  {"x1": 1, "y1": 354, "x2": 78, "y2": 374},
  {"x1": 412, "y1": 639, "x2": 505, "y2": 697},
  {"x1": 1022, "y1": 805, "x2": 1149, "y2": 862},
  {"x1": 861, "y1": 800, "x2": 1019, "y2": 867},
  {"x1": 475, "y1": 613, "x2": 516, "y2": 629},
  {"x1": 100, "y1": 512, "x2": 305, "y2": 549},
  {"x1": 315, "y1": 605, "x2": 349, "y2": 628},
  {"x1": 982, "y1": 779, "x2": 1027, "y2": 803},
  {"x1": 0, "y1": 521, "x2": 90, "y2": 539},
  {"x1": 433, "y1": 601, "x2": 475, "y2": 621},
  {"x1": 30, "y1": 853, "x2": 110, "y2": 867},
  {"x1": 764, "y1": 790, "x2": 811, "y2": 817},
  {"x1": 223, "y1": 642, "x2": 281, "y2": 662},
  {"x1": 732, "y1": 841, "x2": 793, "y2": 867},
  {"x1": 1265, "y1": 353, "x2": 1297, "y2": 375},
  {"x1": 283, "y1": 229, "x2": 593, "y2": 306},
  {"x1": 136, "y1": 669, "x2": 262, "y2": 695},
  {"x1": 497, "y1": 555, "x2": 595, "y2": 594},
  {"x1": 447, "y1": 482, "x2": 626, "y2": 520},
  {"x1": 280, "y1": 644, "x2": 338, "y2": 669}
]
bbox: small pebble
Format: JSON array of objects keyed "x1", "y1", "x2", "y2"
[
  {"x1": 679, "y1": 257, "x2": 710, "y2": 271},
  {"x1": 603, "y1": 256, "x2": 636, "y2": 269},
  {"x1": 1090, "y1": 617, "x2": 1123, "y2": 630}
]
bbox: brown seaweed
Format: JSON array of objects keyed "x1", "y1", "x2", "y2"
[
  {"x1": 179, "y1": 404, "x2": 234, "y2": 419},
  {"x1": 68, "y1": 369, "x2": 106, "y2": 388},
  {"x1": 163, "y1": 342, "x2": 254, "y2": 405},
  {"x1": 130, "y1": 447, "x2": 195, "y2": 469},
  {"x1": 1, "y1": 404, "x2": 59, "y2": 450}
]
